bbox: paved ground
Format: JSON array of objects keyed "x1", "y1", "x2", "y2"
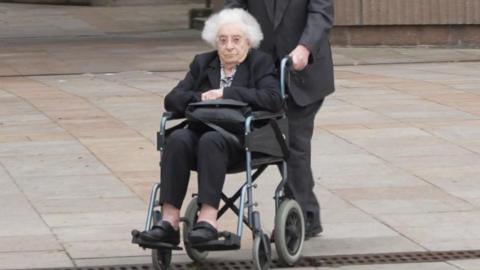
[{"x1": 1, "y1": 2, "x2": 480, "y2": 270}]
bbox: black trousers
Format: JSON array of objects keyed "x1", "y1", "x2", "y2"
[
  {"x1": 159, "y1": 128, "x2": 244, "y2": 210},
  {"x1": 285, "y1": 98, "x2": 324, "y2": 229}
]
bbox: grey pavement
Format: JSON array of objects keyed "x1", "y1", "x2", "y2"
[{"x1": 1, "y1": 2, "x2": 480, "y2": 270}]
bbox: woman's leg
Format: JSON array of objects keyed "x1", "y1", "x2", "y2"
[
  {"x1": 159, "y1": 128, "x2": 199, "y2": 229},
  {"x1": 196, "y1": 131, "x2": 243, "y2": 229}
]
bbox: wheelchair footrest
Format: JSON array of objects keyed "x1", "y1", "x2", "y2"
[
  {"x1": 131, "y1": 229, "x2": 182, "y2": 251},
  {"x1": 191, "y1": 231, "x2": 241, "y2": 251}
]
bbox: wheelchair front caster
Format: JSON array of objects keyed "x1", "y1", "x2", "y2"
[
  {"x1": 152, "y1": 249, "x2": 172, "y2": 270},
  {"x1": 183, "y1": 197, "x2": 209, "y2": 262},
  {"x1": 253, "y1": 233, "x2": 271, "y2": 270},
  {"x1": 274, "y1": 199, "x2": 305, "y2": 266},
  {"x1": 150, "y1": 208, "x2": 172, "y2": 270}
]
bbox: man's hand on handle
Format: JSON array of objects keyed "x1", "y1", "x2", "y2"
[{"x1": 289, "y1": 44, "x2": 310, "y2": 71}]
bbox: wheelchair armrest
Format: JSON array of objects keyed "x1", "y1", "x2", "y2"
[
  {"x1": 250, "y1": 111, "x2": 285, "y2": 120},
  {"x1": 158, "y1": 111, "x2": 186, "y2": 151},
  {"x1": 162, "y1": 111, "x2": 184, "y2": 120}
]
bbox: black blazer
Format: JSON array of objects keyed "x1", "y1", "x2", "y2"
[
  {"x1": 164, "y1": 49, "x2": 283, "y2": 114},
  {"x1": 225, "y1": 0, "x2": 335, "y2": 106}
]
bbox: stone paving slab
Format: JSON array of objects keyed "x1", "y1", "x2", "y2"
[
  {"x1": 302, "y1": 236, "x2": 425, "y2": 256},
  {"x1": 34, "y1": 197, "x2": 146, "y2": 214},
  {"x1": 0, "y1": 213, "x2": 52, "y2": 238},
  {"x1": 53, "y1": 223, "x2": 142, "y2": 242},
  {"x1": 0, "y1": 251, "x2": 73, "y2": 270},
  {"x1": 64, "y1": 239, "x2": 150, "y2": 259},
  {"x1": 0, "y1": 2, "x2": 202, "y2": 38},
  {"x1": 0, "y1": 140, "x2": 88, "y2": 157},
  {"x1": 0, "y1": 153, "x2": 111, "y2": 178},
  {"x1": 317, "y1": 262, "x2": 461, "y2": 270},
  {"x1": 378, "y1": 211, "x2": 480, "y2": 251},
  {"x1": 319, "y1": 172, "x2": 429, "y2": 190},
  {"x1": 0, "y1": 235, "x2": 62, "y2": 253},
  {"x1": 41, "y1": 210, "x2": 146, "y2": 228},
  {"x1": 80, "y1": 137, "x2": 159, "y2": 173},
  {"x1": 450, "y1": 259, "x2": 480, "y2": 270},
  {"x1": 16, "y1": 174, "x2": 134, "y2": 200}
]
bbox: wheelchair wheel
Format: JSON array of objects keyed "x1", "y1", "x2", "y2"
[
  {"x1": 274, "y1": 199, "x2": 305, "y2": 266},
  {"x1": 183, "y1": 197, "x2": 209, "y2": 262},
  {"x1": 252, "y1": 233, "x2": 271, "y2": 270},
  {"x1": 152, "y1": 249, "x2": 172, "y2": 270}
]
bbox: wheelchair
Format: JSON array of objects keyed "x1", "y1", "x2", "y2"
[{"x1": 131, "y1": 57, "x2": 305, "y2": 270}]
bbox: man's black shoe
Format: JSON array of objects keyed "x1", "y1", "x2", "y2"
[
  {"x1": 304, "y1": 210, "x2": 322, "y2": 240},
  {"x1": 139, "y1": 220, "x2": 180, "y2": 246},
  {"x1": 270, "y1": 224, "x2": 323, "y2": 242},
  {"x1": 305, "y1": 224, "x2": 323, "y2": 239}
]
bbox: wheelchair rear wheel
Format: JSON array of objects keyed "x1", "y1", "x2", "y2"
[
  {"x1": 152, "y1": 249, "x2": 172, "y2": 270},
  {"x1": 183, "y1": 197, "x2": 209, "y2": 262},
  {"x1": 253, "y1": 233, "x2": 271, "y2": 270},
  {"x1": 274, "y1": 199, "x2": 305, "y2": 266}
]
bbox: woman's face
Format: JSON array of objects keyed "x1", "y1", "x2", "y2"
[{"x1": 216, "y1": 23, "x2": 251, "y2": 66}]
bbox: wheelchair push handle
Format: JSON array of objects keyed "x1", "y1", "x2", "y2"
[{"x1": 280, "y1": 56, "x2": 292, "y2": 101}]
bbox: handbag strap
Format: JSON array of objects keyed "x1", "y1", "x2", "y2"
[
  {"x1": 187, "y1": 113, "x2": 243, "y2": 148},
  {"x1": 165, "y1": 120, "x2": 189, "y2": 137}
]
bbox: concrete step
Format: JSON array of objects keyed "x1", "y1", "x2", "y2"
[
  {"x1": 90, "y1": 0, "x2": 204, "y2": 6},
  {"x1": 2, "y1": 0, "x2": 204, "y2": 6},
  {"x1": 189, "y1": 7, "x2": 211, "y2": 29}
]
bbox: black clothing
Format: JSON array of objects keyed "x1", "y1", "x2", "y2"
[
  {"x1": 159, "y1": 49, "x2": 282, "y2": 210},
  {"x1": 159, "y1": 129, "x2": 244, "y2": 209},
  {"x1": 164, "y1": 49, "x2": 282, "y2": 114},
  {"x1": 225, "y1": 0, "x2": 335, "y2": 106},
  {"x1": 225, "y1": 0, "x2": 336, "y2": 235},
  {"x1": 285, "y1": 97, "x2": 324, "y2": 233}
]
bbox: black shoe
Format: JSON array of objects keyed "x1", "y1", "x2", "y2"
[
  {"x1": 305, "y1": 223, "x2": 323, "y2": 239},
  {"x1": 188, "y1": 221, "x2": 218, "y2": 244},
  {"x1": 139, "y1": 220, "x2": 180, "y2": 246}
]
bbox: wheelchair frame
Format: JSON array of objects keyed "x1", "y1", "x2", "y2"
[{"x1": 132, "y1": 57, "x2": 305, "y2": 270}]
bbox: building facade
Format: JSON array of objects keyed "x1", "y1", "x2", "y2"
[{"x1": 3, "y1": 0, "x2": 480, "y2": 46}]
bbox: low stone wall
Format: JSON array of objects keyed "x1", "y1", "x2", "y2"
[
  {"x1": 333, "y1": 0, "x2": 480, "y2": 46},
  {"x1": 4, "y1": 0, "x2": 479, "y2": 45},
  {"x1": 211, "y1": 0, "x2": 480, "y2": 46},
  {"x1": 335, "y1": 0, "x2": 480, "y2": 26},
  {"x1": 0, "y1": 0, "x2": 88, "y2": 4},
  {"x1": 332, "y1": 25, "x2": 479, "y2": 46},
  {"x1": 89, "y1": 0, "x2": 203, "y2": 6},
  {"x1": 1, "y1": 0, "x2": 202, "y2": 5}
]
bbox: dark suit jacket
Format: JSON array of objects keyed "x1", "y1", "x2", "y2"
[
  {"x1": 164, "y1": 49, "x2": 283, "y2": 114},
  {"x1": 225, "y1": 0, "x2": 335, "y2": 106}
]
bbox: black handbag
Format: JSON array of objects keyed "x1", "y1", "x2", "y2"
[
  {"x1": 185, "y1": 99, "x2": 252, "y2": 146},
  {"x1": 161, "y1": 99, "x2": 289, "y2": 158}
]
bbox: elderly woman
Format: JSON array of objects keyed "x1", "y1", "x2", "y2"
[{"x1": 140, "y1": 8, "x2": 282, "y2": 246}]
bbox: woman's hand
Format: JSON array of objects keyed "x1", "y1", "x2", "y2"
[{"x1": 201, "y1": 89, "x2": 224, "y2": 100}]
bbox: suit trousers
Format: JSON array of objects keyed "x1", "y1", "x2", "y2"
[
  {"x1": 159, "y1": 128, "x2": 244, "y2": 210},
  {"x1": 285, "y1": 98, "x2": 324, "y2": 229}
]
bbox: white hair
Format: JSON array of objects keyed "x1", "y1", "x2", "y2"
[{"x1": 202, "y1": 8, "x2": 263, "y2": 48}]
